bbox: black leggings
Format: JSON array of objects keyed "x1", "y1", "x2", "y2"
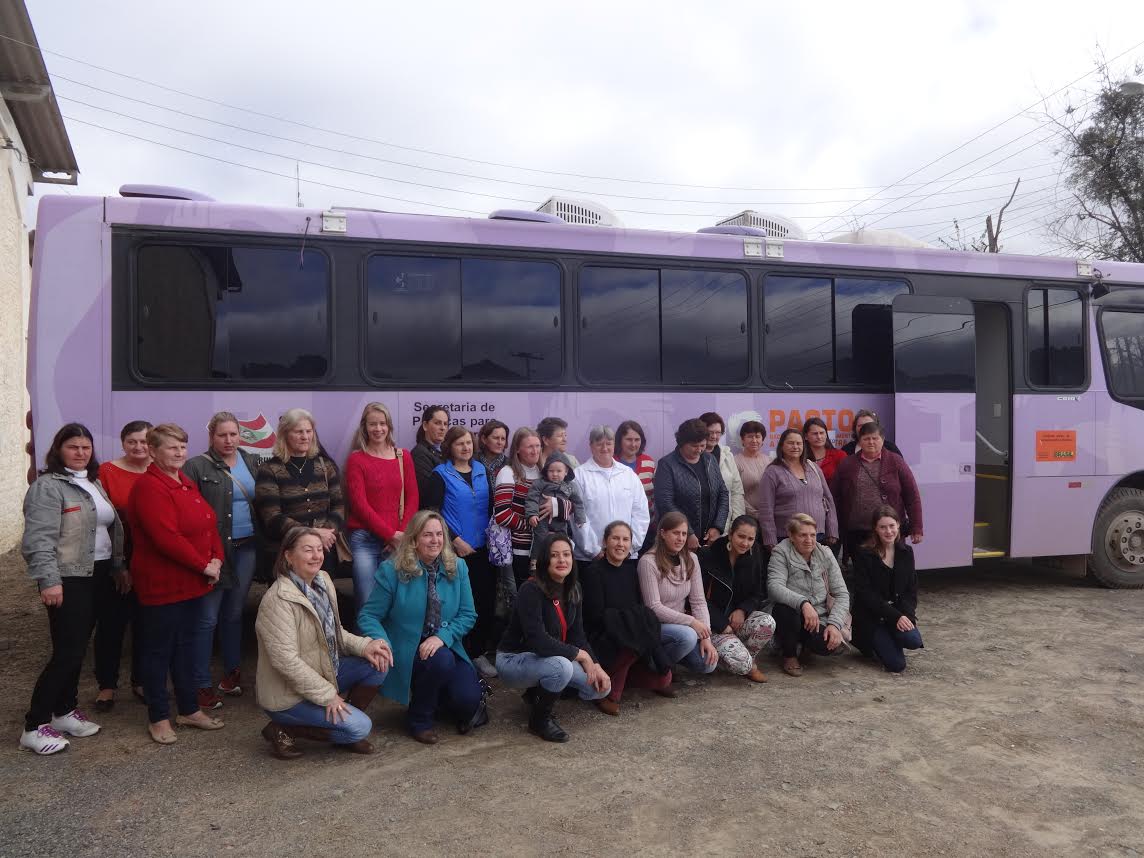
[
  {"x1": 464, "y1": 551, "x2": 499, "y2": 658},
  {"x1": 25, "y1": 571, "x2": 99, "y2": 731},
  {"x1": 772, "y1": 602, "x2": 835, "y2": 659}
]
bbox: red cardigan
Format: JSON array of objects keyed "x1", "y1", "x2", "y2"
[
  {"x1": 812, "y1": 448, "x2": 847, "y2": 482},
  {"x1": 128, "y1": 464, "x2": 224, "y2": 606},
  {"x1": 831, "y1": 450, "x2": 923, "y2": 536},
  {"x1": 345, "y1": 449, "x2": 418, "y2": 541}
]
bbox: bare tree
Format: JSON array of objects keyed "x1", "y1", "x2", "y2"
[{"x1": 937, "y1": 179, "x2": 1021, "y2": 253}]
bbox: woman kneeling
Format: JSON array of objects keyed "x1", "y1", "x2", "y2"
[
  {"x1": 767, "y1": 514, "x2": 850, "y2": 677},
  {"x1": 850, "y1": 506, "x2": 923, "y2": 673},
  {"x1": 497, "y1": 535, "x2": 611, "y2": 742},
  {"x1": 255, "y1": 527, "x2": 393, "y2": 759},
  {"x1": 358, "y1": 511, "x2": 486, "y2": 745}
]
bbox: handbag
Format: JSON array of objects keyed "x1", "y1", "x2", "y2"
[
  {"x1": 486, "y1": 515, "x2": 514, "y2": 566},
  {"x1": 396, "y1": 448, "x2": 406, "y2": 523}
]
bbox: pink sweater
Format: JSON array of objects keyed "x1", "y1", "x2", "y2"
[{"x1": 637, "y1": 552, "x2": 710, "y2": 630}]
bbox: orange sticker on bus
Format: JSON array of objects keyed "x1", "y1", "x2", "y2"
[{"x1": 1035, "y1": 430, "x2": 1077, "y2": 462}]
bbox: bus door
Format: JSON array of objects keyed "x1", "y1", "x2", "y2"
[{"x1": 891, "y1": 295, "x2": 977, "y2": 569}]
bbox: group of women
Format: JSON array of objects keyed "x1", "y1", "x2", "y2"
[{"x1": 18, "y1": 404, "x2": 925, "y2": 757}]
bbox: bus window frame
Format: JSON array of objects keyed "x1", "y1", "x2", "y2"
[
  {"x1": 1022, "y1": 282, "x2": 1089, "y2": 392},
  {"x1": 571, "y1": 261, "x2": 755, "y2": 389},
  {"x1": 1096, "y1": 304, "x2": 1144, "y2": 405},
  {"x1": 760, "y1": 269, "x2": 914, "y2": 392},
  {"x1": 359, "y1": 249, "x2": 567, "y2": 389},
  {"x1": 125, "y1": 236, "x2": 337, "y2": 389}
]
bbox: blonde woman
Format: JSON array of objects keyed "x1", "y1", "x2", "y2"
[
  {"x1": 345, "y1": 402, "x2": 418, "y2": 613},
  {"x1": 255, "y1": 408, "x2": 346, "y2": 572},
  {"x1": 357, "y1": 510, "x2": 484, "y2": 745}
]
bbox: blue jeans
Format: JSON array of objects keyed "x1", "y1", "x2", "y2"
[
  {"x1": 265, "y1": 656, "x2": 387, "y2": 744},
  {"x1": 659, "y1": 623, "x2": 699, "y2": 664},
  {"x1": 140, "y1": 596, "x2": 203, "y2": 724},
  {"x1": 495, "y1": 651, "x2": 609, "y2": 701},
  {"x1": 350, "y1": 530, "x2": 390, "y2": 618},
  {"x1": 408, "y1": 647, "x2": 483, "y2": 733},
  {"x1": 194, "y1": 541, "x2": 257, "y2": 685},
  {"x1": 870, "y1": 624, "x2": 924, "y2": 673}
]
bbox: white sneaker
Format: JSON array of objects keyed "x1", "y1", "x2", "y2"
[
  {"x1": 473, "y1": 655, "x2": 498, "y2": 679},
  {"x1": 19, "y1": 724, "x2": 70, "y2": 755},
  {"x1": 50, "y1": 708, "x2": 101, "y2": 738}
]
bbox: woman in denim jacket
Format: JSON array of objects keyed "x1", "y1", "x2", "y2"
[{"x1": 20, "y1": 423, "x2": 124, "y2": 755}]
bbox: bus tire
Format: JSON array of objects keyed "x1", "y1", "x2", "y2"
[{"x1": 1089, "y1": 488, "x2": 1144, "y2": 589}]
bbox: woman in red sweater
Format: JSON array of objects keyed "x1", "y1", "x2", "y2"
[
  {"x1": 129, "y1": 424, "x2": 226, "y2": 745},
  {"x1": 346, "y1": 402, "x2": 418, "y2": 615}
]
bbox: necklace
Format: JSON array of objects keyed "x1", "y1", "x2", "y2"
[{"x1": 288, "y1": 456, "x2": 309, "y2": 478}]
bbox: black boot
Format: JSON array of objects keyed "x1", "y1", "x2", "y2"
[{"x1": 528, "y1": 689, "x2": 569, "y2": 743}]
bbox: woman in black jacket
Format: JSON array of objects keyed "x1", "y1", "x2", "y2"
[
  {"x1": 496, "y1": 534, "x2": 611, "y2": 742},
  {"x1": 850, "y1": 505, "x2": 923, "y2": 673},
  {"x1": 582, "y1": 521, "x2": 673, "y2": 717},
  {"x1": 698, "y1": 515, "x2": 774, "y2": 683}
]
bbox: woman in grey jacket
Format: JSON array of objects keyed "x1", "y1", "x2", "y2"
[
  {"x1": 20, "y1": 424, "x2": 124, "y2": 755},
  {"x1": 183, "y1": 411, "x2": 263, "y2": 704},
  {"x1": 767, "y1": 513, "x2": 849, "y2": 677},
  {"x1": 653, "y1": 419, "x2": 729, "y2": 552}
]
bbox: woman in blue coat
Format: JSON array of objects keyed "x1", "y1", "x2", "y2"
[
  {"x1": 357, "y1": 510, "x2": 486, "y2": 745},
  {"x1": 421, "y1": 426, "x2": 497, "y2": 679}
]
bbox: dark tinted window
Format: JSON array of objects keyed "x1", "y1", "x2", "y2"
[
  {"x1": 460, "y1": 259, "x2": 561, "y2": 381},
  {"x1": 894, "y1": 311, "x2": 975, "y2": 392},
  {"x1": 661, "y1": 269, "x2": 748, "y2": 384},
  {"x1": 579, "y1": 267, "x2": 659, "y2": 383},
  {"x1": 1101, "y1": 310, "x2": 1144, "y2": 398},
  {"x1": 764, "y1": 276, "x2": 833, "y2": 386},
  {"x1": 764, "y1": 275, "x2": 906, "y2": 388},
  {"x1": 836, "y1": 278, "x2": 909, "y2": 385},
  {"x1": 1027, "y1": 288, "x2": 1084, "y2": 387},
  {"x1": 365, "y1": 256, "x2": 561, "y2": 383},
  {"x1": 366, "y1": 256, "x2": 461, "y2": 381},
  {"x1": 136, "y1": 244, "x2": 330, "y2": 381}
]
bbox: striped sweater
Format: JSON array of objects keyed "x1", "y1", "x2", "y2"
[
  {"x1": 255, "y1": 454, "x2": 346, "y2": 552},
  {"x1": 492, "y1": 464, "x2": 540, "y2": 556}
]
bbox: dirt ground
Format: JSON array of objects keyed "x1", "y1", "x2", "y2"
[{"x1": 1, "y1": 550, "x2": 1142, "y2": 858}]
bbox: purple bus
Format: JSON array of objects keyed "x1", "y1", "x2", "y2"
[{"x1": 26, "y1": 186, "x2": 1144, "y2": 585}]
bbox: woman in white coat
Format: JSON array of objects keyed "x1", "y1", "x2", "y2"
[{"x1": 574, "y1": 426, "x2": 650, "y2": 561}]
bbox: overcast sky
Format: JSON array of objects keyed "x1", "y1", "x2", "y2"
[{"x1": 22, "y1": 0, "x2": 1144, "y2": 254}]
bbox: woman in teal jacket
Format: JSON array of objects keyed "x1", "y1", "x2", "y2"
[{"x1": 357, "y1": 510, "x2": 486, "y2": 745}]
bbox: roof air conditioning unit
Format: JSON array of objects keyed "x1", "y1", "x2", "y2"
[
  {"x1": 716, "y1": 210, "x2": 805, "y2": 240},
  {"x1": 536, "y1": 197, "x2": 622, "y2": 227}
]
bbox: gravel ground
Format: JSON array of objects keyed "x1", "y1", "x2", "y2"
[{"x1": 1, "y1": 549, "x2": 1142, "y2": 858}]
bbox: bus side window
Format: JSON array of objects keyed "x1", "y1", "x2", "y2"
[
  {"x1": 1027, "y1": 287, "x2": 1084, "y2": 387},
  {"x1": 1100, "y1": 310, "x2": 1144, "y2": 400}
]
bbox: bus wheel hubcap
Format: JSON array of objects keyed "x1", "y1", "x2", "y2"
[{"x1": 1108, "y1": 512, "x2": 1144, "y2": 569}]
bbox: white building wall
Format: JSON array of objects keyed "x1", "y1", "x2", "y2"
[{"x1": 0, "y1": 98, "x2": 33, "y2": 552}]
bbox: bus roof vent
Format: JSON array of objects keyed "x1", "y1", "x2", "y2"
[
  {"x1": 488, "y1": 208, "x2": 565, "y2": 224},
  {"x1": 716, "y1": 210, "x2": 804, "y2": 239},
  {"x1": 536, "y1": 197, "x2": 622, "y2": 227},
  {"x1": 119, "y1": 184, "x2": 214, "y2": 202},
  {"x1": 698, "y1": 225, "x2": 768, "y2": 237}
]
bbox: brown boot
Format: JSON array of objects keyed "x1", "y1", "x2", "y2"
[
  {"x1": 284, "y1": 725, "x2": 331, "y2": 743},
  {"x1": 337, "y1": 739, "x2": 375, "y2": 754},
  {"x1": 346, "y1": 684, "x2": 379, "y2": 712},
  {"x1": 261, "y1": 722, "x2": 303, "y2": 760},
  {"x1": 746, "y1": 667, "x2": 768, "y2": 683}
]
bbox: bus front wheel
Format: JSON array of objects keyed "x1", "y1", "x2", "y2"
[{"x1": 1089, "y1": 488, "x2": 1144, "y2": 589}]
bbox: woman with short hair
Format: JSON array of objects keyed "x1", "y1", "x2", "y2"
[
  {"x1": 756, "y1": 427, "x2": 838, "y2": 551},
  {"x1": 345, "y1": 402, "x2": 418, "y2": 614},
  {"x1": 698, "y1": 515, "x2": 774, "y2": 682},
  {"x1": 130, "y1": 424, "x2": 226, "y2": 744},
  {"x1": 422, "y1": 426, "x2": 496, "y2": 678},
  {"x1": 653, "y1": 419, "x2": 729, "y2": 551},
  {"x1": 840, "y1": 409, "x2": 902, "y2": 457},
  {"x1": 357, "y1": 510, "x2": 485, "y2": 744},
  {"x1": 850, "y1": 506, "x2": 923, "y2": 673},
  {"x1": 537, "y1": 416, "x2": 580, "y2": 469},
  {"x1": 183, "y1": 411, "x2": 263, "y2": 705},
  {"x1": 93, "y1": 419, "x2": 152, "y2": 710},
  {"x1": 412, "y1": 405, "x2": 450, "y2": 502},
  {"x1": 574, "y1": 425, "x2": 650, "y2": 561},
  {"x1": 492, "y1": 427, "x2": 543, "y2": 586},
  {"x1": 637, "y1": 511, "x2": 718, "y2": 678},
  {"x1": 256, "y1": 527, "x2": 393, "y2": 760},
  {"x1": 699, "y1": 412, "x2": 745, "y2": 534},
  {"x1": 497, "y1": 534, "x2": 610, "y2": 742},
  {"x1": 19, "y1": 423, "x2": 124, "y2": 755},
  {"x1": 832, "y1": 421, "x2": 923, "y2": 559},
  {"x1": 255, "y1": 408, "x2": 346, "y2": 573},
  {"x1": 476, "y1": 419, "x2": 511, "y2": 478},
  {"x1": 767, "y1": 513, "x2": 850, "y2": 677},
  {"x1": 734, "y1": 419, "x2": 773, "y2": 521}
]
